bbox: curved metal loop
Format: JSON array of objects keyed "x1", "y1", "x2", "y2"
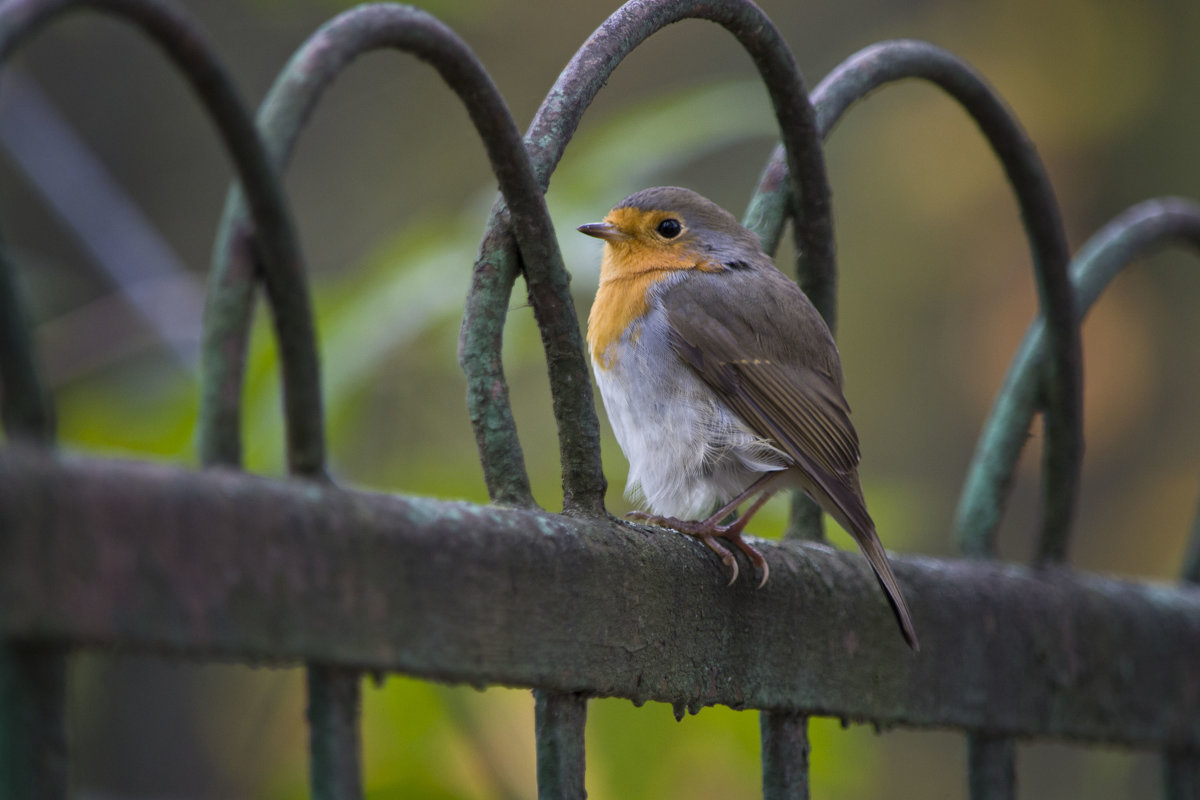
[
  {"x1": 744, "y1": 39, "x2": 1082, "y2": 560},
  {"x1": 0, "y1": 0, "x2": 325, "y2": 477},
  {"x1": 205, "y1": 3, "x2": 576, "y2": 508},
  {"x1": 0, "y1": 239, "x2": 54, "y2": 443},
  {"x1": 528, "y1": 0, "x2": 834, "y2": 321},
  {"x1": 954, "y1": 197, "x2": 1200, "y2": 559},
  {"x1": 463, "y1": 0, "x2": 834, "y2": 517}
]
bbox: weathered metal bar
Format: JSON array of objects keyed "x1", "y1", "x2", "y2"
[
  {"x1": 0, "y1": 0, "x2": 324, "y2": 476},
  {"x1": 743, "y1": 39, "x2": 1081, "y2": 561},
  {"x1": 534, "y1": 690, "x2": 588, "y2": 800},
  {"x1": 1184, "y1": 492, "x2": 1200, "y2": 585},
  {"x1": 3, "y1": 450, "x2": 1200, "y2": 751},
  {"x1": 760, "y1": 711, "x2": 809, "y2": 800},
  {"x1": 0, "y1": 643, "x2": 67, "y2": 799},
  {"x1": 1164, "y1": 753, "x2": 1200, "y2": 800},
  {"x1": 968, "y1": 734, "x2": 1015, "y2": 800},
  {"x1": 1166, "y1": 498, "x2": 1200, "y2": 800},
  {"x1": 0, "y1": 178, "x2": 65, "y2": 798},
  {"x1": 458, "y1": 225, "x2": 538, "y2": 508},
  {"x1": 741, "y1": 152, "x2": 791, "y2": 257},
  {"x1": 0, "y1": 356, "x2": 67, "y2": 800},
  {"x1": 0, "y1": 236, "x2": 53, "y2": 443},
  {"x1": 955, "y1": 197, "x2": 1200, "y2": 556},
  {"x1": 307, "y1": 665, "x2": 362, "y2": 800}
]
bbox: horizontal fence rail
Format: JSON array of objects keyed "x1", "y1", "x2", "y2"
[
  {"x1": 2, "y1": 0, "x2": 1200, "y2": 798},
  {"x1": 3, "y1": 449, "x2": 1200, "y2": 752}
]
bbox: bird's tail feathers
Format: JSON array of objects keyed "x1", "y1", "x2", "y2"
[
  {"x1": 804, "y1": 474, "x2": 919, "y2": 651},
  {"x1": 854, "y1": 527, "x2": 920, "y2": 651}
]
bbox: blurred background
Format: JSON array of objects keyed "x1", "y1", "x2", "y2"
[{"x1": 2, "y1": 0, "x2": 1199, "y2": 796}]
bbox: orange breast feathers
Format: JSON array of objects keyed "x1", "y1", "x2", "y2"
[
  {"x1": 587, "y1": 208, "x2": 721, "y2": 370},
  {"x1": 587, "y1": 270, "x2": 666, "y2": 371}
]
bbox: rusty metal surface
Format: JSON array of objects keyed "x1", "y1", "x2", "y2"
[{"x1": 3, "y1": 449, "x2": 1200, "y2": 751}]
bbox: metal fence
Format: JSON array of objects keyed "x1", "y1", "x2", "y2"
[{"x1": 2, "y1": 0, "x2": 1200, "y2": 798}]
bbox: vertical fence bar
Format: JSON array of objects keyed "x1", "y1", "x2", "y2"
[
  {"x1": 1166, "y1": 494, "x2": 1200, "y2": 798},
  {"x1": 534, "y1": 690, "x2": 587, "y2": 800},
  {"x1": 0, "y1": 644, "x2": 68, "y2": 799},
  {"x1": 0, "y1": 252, "x2": 54, "y2": 442},
  {"x1": 1183, "y1": 504, "x2": 1200, "y2": 586},
  {"x1": 760, "y1": 711, "x2": 810, "y2": 800},
  {"x1": 1165, "y1": 754, "x2": 1200, "y2": 800},
  {"x1": 0, "y1": 218, "x2": 66, "y2": 798},
  {"x1": 307, "y1": 666, "x2": 362, "y2": 800},
  {"x1": 968, "y1": 734, "x2": 1015, "y2": 800}
]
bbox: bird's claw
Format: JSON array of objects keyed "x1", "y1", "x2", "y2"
[
  {"x1": 627, "y1": 510, "x2": 767, "y2": 588},
  {"x1": 728, "y1": 533, "x2": 769, "y2": 589},
  {"x1": 699, "y1": 535, "x2": 739, "y2": 586}
]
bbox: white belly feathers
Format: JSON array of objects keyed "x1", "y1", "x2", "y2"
[{"x1": 592, "y1": 298, "x2": 787, "y2": 519}]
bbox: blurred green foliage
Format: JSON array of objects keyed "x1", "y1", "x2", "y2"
[{"x1": 6, "y1": 0, "x2": 1200, "y2": 796}]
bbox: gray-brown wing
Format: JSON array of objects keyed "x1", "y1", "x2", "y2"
[
  {"x1": 665, "y1": 265, "x2": 920, "y2": 650},
  {"x1": 662, "y1": 266, "x2": 869, "y2": 528}
]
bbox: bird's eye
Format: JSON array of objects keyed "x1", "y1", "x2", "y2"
[{"x1": 656, "y1": 218, "x2": 682, "y2": 239}]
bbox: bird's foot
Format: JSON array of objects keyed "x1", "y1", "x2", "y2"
[{"x1": 626, "y1": 511, "x2": 769, "y2": 588}]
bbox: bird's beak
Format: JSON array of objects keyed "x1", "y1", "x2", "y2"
[{"x1": 576, "y1": 221, "x2": 624, "y2": 242}]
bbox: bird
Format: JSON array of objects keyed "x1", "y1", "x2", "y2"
[{"x1": 578, "y1": 186, "x2": 918, "y2": 650}]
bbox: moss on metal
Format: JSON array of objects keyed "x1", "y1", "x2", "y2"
[{"x1": 4, "y1": 450, "x2": 1200, "y2": 751}]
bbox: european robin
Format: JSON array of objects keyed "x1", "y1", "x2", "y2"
[{"x1": 579, "y1": 186, "x2": 918, "y2": 650}]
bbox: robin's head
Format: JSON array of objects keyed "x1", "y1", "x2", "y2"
[{"x1": 578, "y1": 186, "x2": 765, "y2": 280}]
